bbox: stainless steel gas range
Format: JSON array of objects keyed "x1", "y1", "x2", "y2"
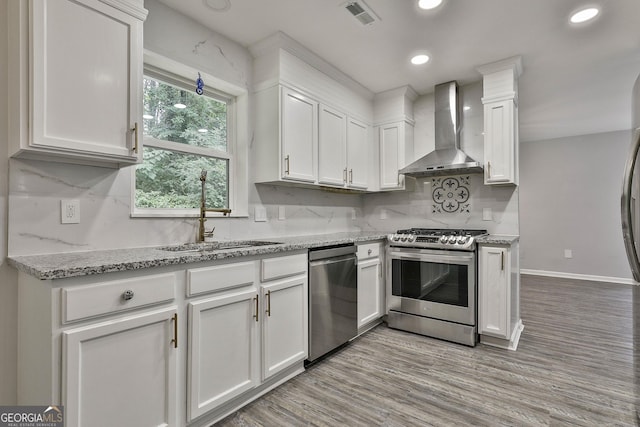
[{"x1": 386, "y1": 228, "x2": 487, "y2": 346}]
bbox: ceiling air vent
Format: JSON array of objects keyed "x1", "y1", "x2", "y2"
[{"x1": 343, "y1": 1, "x2": 380, "y2": 26}]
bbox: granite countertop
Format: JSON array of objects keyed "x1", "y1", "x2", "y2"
[
  {"x1": 476, "y1": 234, "x2": 520, "y2": 245},
  {"x1": 7, "y1": 231, "x2": 390, "y2": 280}
]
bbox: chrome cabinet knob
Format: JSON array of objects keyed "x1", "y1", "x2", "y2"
[
  {"x1": 122, "y1": 290, "x2": 135, "y2": 301},
  {"x1": 368, "y1": 249, "x2": 373, "y2": 255}
]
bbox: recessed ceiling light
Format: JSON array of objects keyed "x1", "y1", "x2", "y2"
[
  {"x1": 174, "y1": 103, "x2": 187, "y2": 109},
  {"x1": 411, "y1": 54, "x2": 430, "y2": 65},
  {"x1": 570, "y1": 7, "x2": 599, "y2": 24},
  {"x1": 143, "y1": 114, "x2": 153, "y2": 120},
  {"x1": 203, "y1": 0, "x2": 231, "y2": 12},
  {"x1": 418, "y1": 0, "x2": 443, "y2": 10},
  {"x1": 198, "y1": 128, "x2": 209, "y2": 133}
]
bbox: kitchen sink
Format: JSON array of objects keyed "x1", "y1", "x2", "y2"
[{"x1": 158, "y1": 240, "x2": 283, "y2": 253}]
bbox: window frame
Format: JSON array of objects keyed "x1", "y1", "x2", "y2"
[{"x1": 131, "y1": 62, "x2": 239, "y2": 218}]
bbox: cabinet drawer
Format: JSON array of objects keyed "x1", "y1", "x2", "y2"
[
  {"x1": 187, "y1": 261, "x2": 255, "y2": 297},
  {"x1": 261, "y1": 254, "x2": 307, "y2": 281},
  {"x1": 62, "y1": 273, "x2": 176, "y2": 323},
  {"x1": 357, "y1": 242, "x2": 381, "y2": 260}
]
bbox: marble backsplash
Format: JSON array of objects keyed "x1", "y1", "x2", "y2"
[
  {"x1": 8, "y1": 158, "x2": 517, "y2": 256},
  {"x1": 361, "y1": 174, "x2": 519, "y2": 235},
  {"x1": 7, "y1": 158, "x2": 365, "y2": 256}
]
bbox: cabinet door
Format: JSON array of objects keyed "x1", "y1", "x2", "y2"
[
  {"x1": 479, "y1": 246, "x2": 510, "y2": 338},
  {"x1": 281, "y1": 87, "x2": 317, "y2": 183},
  {"x1": 62, "y1": 307, "x2": 177, "y2": 427},
  {"x1": 30, "y1": 0, "x2": 141, "y2": 161},
  {"x1": 357, "y1": 257, "x2": 383, "y2": 328},
  {"x1": 187, "y1": 289, "x2": 259, "y2": 420},
  {"x1": 347, "y1": 117, "x2": 370, "y2": 189},
  {"x1": 261, "y1": 276, "x2": 308, "y2": 380},
  {"x1": 484, "y1": 100, "x2": 516, "y2": 185},
  {"x1": 379, "y1": 123, "x2": 405, "y2": 189},
  {"x1": 318, "y1": 105, "x2": 347, "y2": 186}
]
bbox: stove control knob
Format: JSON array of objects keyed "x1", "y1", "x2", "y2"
[
  {"x1": 392, "y1": 234, "x2": 401, "y2": 242},
  {"x1": 408, "y1": 235, "x2": 417, "y2": 243},
  {"x1": 457, "y1": 236, "x2": 469, "y2": 245},
  {"x1": 439, "y1": 235, "x2": 448, "y2": 244},
  {"x1": 400, "y1": 234, "x2": 409, "y2": 242},
  {"x1": 448, "y1": 235, "x2": 457, "y2": 244}
]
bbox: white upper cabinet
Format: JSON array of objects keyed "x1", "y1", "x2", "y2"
[
  {"x1": 318, "y1": 105, "x2": 370, "y2": 189},
  {"x1": 379, "y1": 123, "x2": 404, "y2": 190},
  {"x1": 373, "y1": 86, "x2": 417, "y2": 191},
  {"x1": 477, "y1": 56, "x2": 523, "y2": 185},
  {"x1": 484, "y1": 99, "x2": 517, "y2": 184},
  {"x1": 251, "y1": 36, "x2": 374, "y2": 191},
  {"x1": 346, "y1": 117, "x2": 370, "y2": 189},
  {"x1": 281, "y1": 88, "x2": 318, "y2": 183},
  {"x1": 8, "y1": 0, "x2": 147, "y2": 167},
  {"x1": 318, "y1": 104, "x2": 347, "y2": 186}
]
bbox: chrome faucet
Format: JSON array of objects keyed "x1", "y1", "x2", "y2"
[{"x1": 198, "y1": 170, "x2": 231, "y2": 242}]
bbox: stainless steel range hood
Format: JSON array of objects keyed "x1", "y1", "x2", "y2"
[{"x1": 399, "y1": 81, "x2": 483, "y2": 178}]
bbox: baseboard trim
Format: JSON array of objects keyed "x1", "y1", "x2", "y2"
[{"x1": 520, "y1": 269, "x2": 635, "y2": 285}]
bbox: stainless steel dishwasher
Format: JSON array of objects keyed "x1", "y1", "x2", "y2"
[{"x1": 307, "y1": 244, "x2": 358, "y2": 363}]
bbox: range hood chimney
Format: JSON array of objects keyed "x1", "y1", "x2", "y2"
[{"x1": 399, "y1": 81, "x2": 483, "y2": 178}]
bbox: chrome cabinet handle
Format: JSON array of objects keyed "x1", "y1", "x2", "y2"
[
  {"x1": 487, "y1": 161, "x2": 491, "y2": 178},
  {"x1": 131, "y1": 122, "x2": 139, "y2": 154},
  {"x1": 284, "y1": 155, "x2": 290, "y2": 175},
  {"x1": 343, "y1": 168, "x2": 347, "y2": 183},
  {"x1": 349, "y1": 169, "x2": 353, "y2": 184},
  {"x1": 501, "y1": 251, "x2": 504, "y2": 271},
  {"x1": 122, "y1": 290, "x2": 134, "y2": 301},
  {"x1": 368, "y1": 249, "x2": 372, "y2": 256}
]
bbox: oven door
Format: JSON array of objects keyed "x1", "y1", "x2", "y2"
[{"x1": 387, "y1": 247, "x2": 476, "y2": 326}]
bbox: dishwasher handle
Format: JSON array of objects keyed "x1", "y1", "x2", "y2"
[
  {"x1": 309, "y1": 253, "x2": 357, "y2": 267},
  {"x1": 309, "y1": 244, "x2": 356, "y2": 261}
]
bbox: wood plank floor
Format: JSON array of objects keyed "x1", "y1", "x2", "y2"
[{"x1": 217, "y1": 275, "x2": 639, "y2": 426}]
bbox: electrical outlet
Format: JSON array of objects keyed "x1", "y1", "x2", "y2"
[
  {"x1": 61, "y1": 199, "x2": 80, "y2": 224},
  {"x1": 482, "y1": 208, "x2": 492, "y2": 221},
  {"x1": 351, "y1": 208, "x2": 357, "y2": 220},
  {"x1": 380, "y1": 208, "x2": 388, "y2": 220},
  {"x1": 254, "y1": 206, "x2": 267, "y2": 222},
  {"x1": 278, "y1": 206, "x2": 286, "y2": 221},
  {"x1": 564, "y1": 249, "x2": 573, "y2": 259}
]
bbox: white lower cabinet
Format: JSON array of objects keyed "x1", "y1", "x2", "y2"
[
  {"x1": 185, "y1": 252, "x2": 307, "y2": 424},
  {"x1": 356, "y1": 241, "x2": 385, "y2": 329},
  {"x1": 187, "y1": 289, "x2": 259, "y2": 420},
  {"x1": 17, "y1": 251, "x2": 309, "y2": 427},
  {"x1": 478, "y1": 240, "x2": 523, "y2": 350},
  {"x1": 261, "y1": 276, "x2": 308, "y2": 380},
  {"x1": 63, "y1": 307, "x2": 178, "y2": 427}
]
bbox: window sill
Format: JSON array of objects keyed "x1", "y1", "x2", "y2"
[{"x1": 130, "y1": 210, "x2": 249, "y2": 219}]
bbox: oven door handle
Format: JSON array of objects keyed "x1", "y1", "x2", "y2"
[{"x1": 391, "y1": 252, "x2": 474, "y2": 264}]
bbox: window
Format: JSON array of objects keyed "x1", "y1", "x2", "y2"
[{"x1": 134, "y1": 67, "x2": 235, "y2": 215}]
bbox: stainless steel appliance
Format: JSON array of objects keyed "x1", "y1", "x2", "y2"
[
  {"x1": 619, "y1": 73, "x2": 640, "y2": 423},
  {"x1": 622, "y1": 74, "x2": 640, "y2": 282},
  {"x1": 307, "y1": 244, "x2": 358, "y2": 362},
  {"x1": 399, "y1": 81, "x2": 483, "y2": 178},
  {"x1": 387, "y1": 228, "x2": 487, "y2": 346}
]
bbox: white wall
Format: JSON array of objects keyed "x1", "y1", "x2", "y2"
[
  {"x1": 0, "y1": 0, "x2": 18, "y2": 404},
  {"x1": 519, "y1": 130, "x2": 632, "y2": 281}
]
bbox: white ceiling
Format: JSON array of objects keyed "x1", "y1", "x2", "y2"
[{"x1": 156, "y1": 0, "x2": 640, "y2": 142}]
